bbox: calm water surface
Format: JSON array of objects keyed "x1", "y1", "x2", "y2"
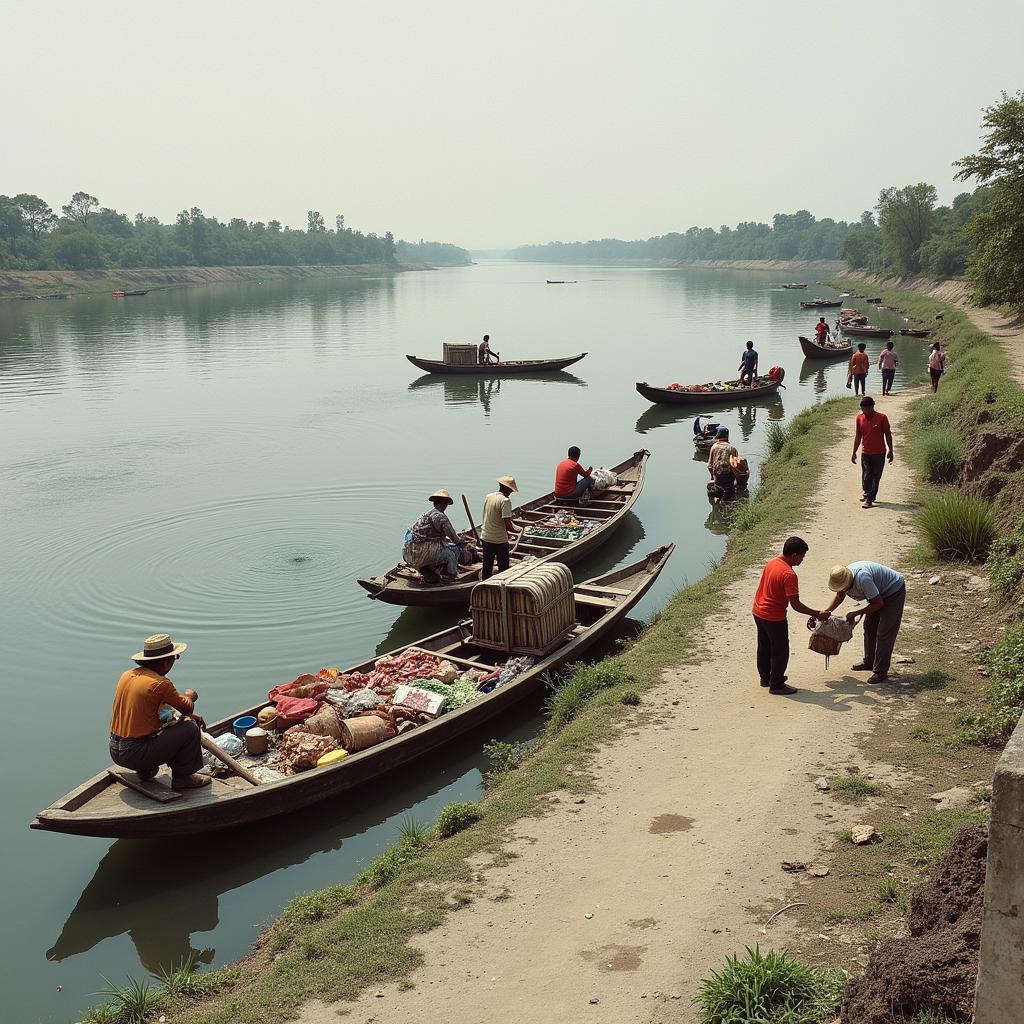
[{"x1": 0, "y1": 263, "x2": 923, "y2": 1021}]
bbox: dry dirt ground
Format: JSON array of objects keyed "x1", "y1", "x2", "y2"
[
  {"x1": 302, "y1": 393, "x2": 924, "y2": 1024},
  {"x1": 959, "y1": 304, "x2": 1024, "y2": 387}
]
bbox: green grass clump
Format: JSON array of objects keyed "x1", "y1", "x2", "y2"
[
  {"x1": 694, "y1": 946, "x2": 846, "y2": 1024},
  {"x1": 434, "y1": 801, "x2": 482, "y2": 839},
  {"x1": 545, "y1": 660, "x2": 635, "y2": 734},
  {"x1": 158, "y1": 952, "x2": 200, "y2": 999},
  {"x1": 95, "y1": 975, "x2": 162, "y2": 1024},
  {"x1": 832, "y1": 775, "x2": 883, "y2": 800},
  {"x1": 764, "y1": 421, "x2": 787, "y2": 456},
  {"x1": 876, "y1": 877, "x2": 901, "y2": 904},
  {"x1": 914, "y1": 428, "x2": 965, "y2": 484},
  {"x1": 358, "y1": 836, "x2": 423, "y2": 888},
  {"x1": 918, "y1": 490, "x2": 997, "y2": 561},
  {"x1": 619, "y1": 689, "x2": 641, "y2": 705},
  {"x1": 986, "y1": 529, "x2": 1024, "y2": 600},
  {"x1": 482, "y1": 739, "x2": 530, "y2": 783},
  {"x1": 885, "y1": 809, "x2": 988, "y2": 867},
  {"x1": 398, "y1": 815, "x2": 428, "y2": 846},
  {"x1": 960, "y1": 625, "x2": 1024, "y2": 744}
]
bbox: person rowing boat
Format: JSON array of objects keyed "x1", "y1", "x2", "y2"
[{"x1": 478, "y1": 334, "x2": 500, "y2": 364}]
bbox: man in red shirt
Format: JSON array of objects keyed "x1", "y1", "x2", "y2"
[
  {"x1": 554, "y1": 446, "x2": 594, "y2": 503},
  {"x1": 814, "y1": 317, "x2": 830, "y2": 345},
  {"x1": 852, "y1": 396, "x2": 894, "y2": 509},
  {"x1": 752, "y1": 536, "x2": 822, "y2": 695}
]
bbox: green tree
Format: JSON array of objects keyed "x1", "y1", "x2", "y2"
[
  {"x1": 307, "y1": 210, "x2": 325, "y2": 233},
  {"x1": 955, "y1": 91, "x2": 1024, "y2": 306},
  {"x1": 876, "y1": 183, "x2": 937, "y2": 274},
  {"x1": 61, "y1": 191, "x2": 99, "y2": 228},
  {"x1": 14, "y1": 193, "x2": 56, "y2": 241},
  {"x1": 51, "y1": 230, "x2": 103, "y2": 269},
  {"x1": 0, "y1": 196, "x2": 25, "y2": 255}
]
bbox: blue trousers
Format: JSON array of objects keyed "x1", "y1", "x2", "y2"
[
  {"x1": 568, "y1": 476, "x2": 594, "y2": 499},
  {"x1": 439, "y1": 543, "x2": 460, "y2": 575},
  {"x1": 861, "y1": 453, "x2": 886, "y2": 502}
]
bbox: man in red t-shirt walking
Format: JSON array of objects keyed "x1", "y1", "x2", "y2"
[
  {"x1": 852, "y1": 396, "x2": 894, "y2": 509},
  {"x1": 751, "y1": 536, "x2": 822, "y2": 695},
  {"x1": 554, "y1": 446, "x2": 594, "y2": 503}
]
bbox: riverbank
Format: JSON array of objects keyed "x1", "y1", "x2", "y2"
[
  {"x1": 509, "y1": 257, "x2": 844, "y2": 272},
  {"x1": 0, "y1": 263, "x2": 422, "y2": 298}
]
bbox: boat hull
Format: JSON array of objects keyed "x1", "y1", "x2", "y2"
[
  {"x1": 406, "y1": 354, "x2": 586, "y2": 375},
  {"x1": 841, "y1": 326, "x2": 894, "y2": 338},
  {"x1": 799, "y1": 335, "x2": 852, "y2": 360},
  {"x1": 635, "y1": 379, "x2": 782, "y2": 406}
]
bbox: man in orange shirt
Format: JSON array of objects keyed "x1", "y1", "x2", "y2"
[
  {"x1": 108, "y1": 633, "x2": 210, "y2": 790},
  {"x1": 852, "y1": 396, "x2": 894, "y2": 509},
  {"x1": 752, "y1": 536, "x2": 822, "y2": 695},
  {"x1": 554, "y1": 446, "x2": 594, "y2": 503},
  {"x1": 848, "y1": 343, "x2": 870, "y2": 395}
]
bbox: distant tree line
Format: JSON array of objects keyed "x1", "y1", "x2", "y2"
[
  {"x1": 0, "y1": 193, "x2": 460, "y2": 271},
  {"x1": 394, "y1": 239, "x2": 471, "y2": 265}
]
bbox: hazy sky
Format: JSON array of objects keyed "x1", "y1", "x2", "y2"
[{"x1": 4, "y1": 0, "x2": 1022, "y2": 249}]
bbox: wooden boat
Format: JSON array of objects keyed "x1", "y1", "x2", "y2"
[
  {"x1": 358, "y1": 449, "x2": 649, "y2": 606},
  {"x1": 31, "y1": 546, "x2": 673, "y2": 838},
  {"x1": 781, "y1": 283, "x2": 808, "y2": 289},
  {"x1": 899, "y1": 328, "x2": 931, "y2": 338},
  {"x1": 799, "y1": 335, "x2": 852, "y2": 359},
  {"x1": 546, "y1": 280, "x2": 577, "y2": 284},
  {"x1": 123, "y1": 289, "x2": 149, "y2": 297},
  {"x1": 636, "y1": 377, "x2": 782, "y2": 406},
  {"x1": 841, "y1": 324, "x2": 894, "y2": 338},
  {"x1": 406, "y1": 353, "x2": 586, "y2": 375},
  {"x1": 799, "y1": 299, "x2": 842, "y2": 309}
]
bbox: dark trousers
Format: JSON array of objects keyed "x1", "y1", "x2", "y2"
[
  {"x1": 861, "y1": 453, "x2": 886, "y2": 502},
  {"x1": 881, "y1": 368, "x2": 896, "y2": 393},
  {"x1": 863, "y1": 583, "x2": 906, "y2": 675},
  {"x1": 853, "y1": 372, "x2": 867, "y2": 394},
  {"x1": 754, "y1": 614, "x2": 789, "y2": 687},
  {"x1": 481, "y1": 541, "x2": 510, "y2": 579},
  {"x1": 109, "y1": 720, "x2": 204, "y2": 779}
]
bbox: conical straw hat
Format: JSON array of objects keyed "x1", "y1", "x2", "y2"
[
  {"x1": 428, "y1": 488, "x2": 454, "y2": 505},
  {"x1": 496, "y1": 476, "x2": 518, "y2": 492}
]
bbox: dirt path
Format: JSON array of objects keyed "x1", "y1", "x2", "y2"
[
  {"x1": 302, "y1": 394, "x2": 920, "y2": 1024},
  {"x1": 958, "y1": 304, "x2": 1024, "y2": 387}
]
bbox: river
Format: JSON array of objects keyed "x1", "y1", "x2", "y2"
[{"x1": 0, "y1": 262, "x2": 923, "y2": 1021}]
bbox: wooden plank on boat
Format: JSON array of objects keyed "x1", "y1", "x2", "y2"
[
  {"x1": 574, "y1": 593, "x2": 619, "y2": 608},
  {"x1": 576, "y1": 584, "x2": 631, "y2": 596},
  {"x1": 106, "y1": 767, "x2": 183, "y2": 804}
]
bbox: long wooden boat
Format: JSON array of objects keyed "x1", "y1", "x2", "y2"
[
  {"x1": 799, "y1": 335, "x2": 852, "y2": 359},
  {"x1": 31, "y1": 546, "x2": 673, "y2": 838},
  {"x1": 123, "y1": 289, "x2": 149, "y2": 297},
  {"x1": 841, "y1": 324, "x2": 894, "y2": 338},
  {"x1": 899, "y1": 328, "x2": 931, "y2": 338},
  {"x1": 781, "y1": 283, "x2": 808, "y2": 289},
  {"x1": 546, "y1": 280, "x2": 577, "y2": 284},
  {"x1": 635, "y1": 378, "x2": 782, "y2": 406},
  {"x1": 799, "y1": 299, "x2": 842, "y2": 309},
  {"x1": 405, "y1": 353, "x2": 586, "y2": 375},
  {"x1": 358, "y1": 449, "x2": 649, "y2": 606}
]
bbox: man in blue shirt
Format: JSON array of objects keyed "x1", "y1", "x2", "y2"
[
  {"x1": 820, "y1": 561, "x2": 906, "y2": 683},
  {"x1": 737, "y1": 341, "x2": 758, "y2": 386}
]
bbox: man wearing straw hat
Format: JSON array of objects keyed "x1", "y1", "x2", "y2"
[
  {"x1": 402, "y1": 488, "x2": 465, "y2": 583},
  {"x1": 108, "y1": 633, "x2": 211, "y2": 790},
  {"x1": 480, "y1": 476, "x2": 519, "y2": 579},
  {"x1": 819, "y1": 562, "x2": 906, "y2": 684}
]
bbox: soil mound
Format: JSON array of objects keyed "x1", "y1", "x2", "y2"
[{"x1": 840, "y1": 825, "x2": 987, "y2": 1023}]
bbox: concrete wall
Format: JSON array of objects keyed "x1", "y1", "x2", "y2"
[{"x1": 975, "y1": 715, "x2": 1024, "y2": 1022}]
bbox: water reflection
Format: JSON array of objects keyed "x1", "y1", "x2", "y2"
[
  {"x1": 407, "y1": 372, "x2": 586, "y2": 415},
  {"x1": 635, "y1": 399, "x2": 786, "y2": 440},
  {"x1": 798, "y1": 360, "x2": 830, "y2": 395}
]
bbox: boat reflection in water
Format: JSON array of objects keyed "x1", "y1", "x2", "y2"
[
  {"x1": 798, "y1": 359, "x2": 831, "y2": 397},
  {"x1": 408, "y1": 372, "x2": 586, "y2": 416},
  {"x1": 636, "y1": 400, "x2": 785, "y2": 443}
]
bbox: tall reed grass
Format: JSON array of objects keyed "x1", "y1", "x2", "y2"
[
  {"x1": 914, "y1": 428, "x2": 965, "y2": 484},
  {"x1": 918, "y1": 491, "x2": 997, "y2": 561}
]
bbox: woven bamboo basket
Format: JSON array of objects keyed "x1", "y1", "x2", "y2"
[
  {"x1": 471, "y1": 561, "x2": 575, "y2": 655},
  {"x1": 443, "y1": 342, "x2": 478, "y2": 366}
]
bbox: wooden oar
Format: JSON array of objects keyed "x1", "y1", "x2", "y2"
[
  {"x1": 462, "y1": 494, "x2": 481, "y2": 544},
  {"x1": 200, "y1": 733, "x2": 261, "y2": 786}
]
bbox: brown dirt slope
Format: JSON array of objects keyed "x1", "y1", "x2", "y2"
[{"x1": 300, "y1": 396, "x2": 922, "y2": 1024}]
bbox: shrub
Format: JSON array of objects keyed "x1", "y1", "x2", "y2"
[
  {"x1": 359, "y1": 836, "x2": 422, "y2": 888},
  {"x1": 545, "y1": 661, "x2": 635, "y2": 733},
  {"x1": 434, "y1": 801, "x2": 482, "y2": 839},
  {"x1": 764, "y1": 421, "x2": 787, "y2": 456},
  {"x1": 915, "y1": 428, "x2": 965, "y2": 483},
  {"x1": 986, "y1": 534, "x2": 1024, "y2": 599},
  {"x1": 694, "y1": 946, "x2": 846, "y2": 1024},
  {"x1": 918, "y1": 491, "x2": 997, "y2": 561},
  {"x1": 483, "y1": 739, "x2": 530, "y2": 781},
  {"x1": 963, "y1": 625, "x2": 1024, "y2": 744}
]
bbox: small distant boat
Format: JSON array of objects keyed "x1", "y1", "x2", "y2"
[
  {"x1": 799, "y1": 335, "x2": 852, "y2": 359},
  {"x1": 19, "y1": 293, "x2": 68, "y2": 300},
  {"x1": 546, "y1": 280, "x2": 578, "y2": 285},
  {"x1": 406, "y1": 353, "x2": 586, "y2": 375},
  {"x1": 781, "y1": 283, "x2": 808, "y2": 289},
  {"x1": 841, "y1": 324, "x2": 894, "y2": 338},
  {"x1": 636, "y1": 377, "x2": 783, "y2": 406},
  {"x1": 800, "y1": 299, "x2": 842, "y2": 309},
  {"x1": 867, "y1": 297, "x2": 883, "y2": 304},
  {"x1": 899, "y1": 328, "x2": 931, "y2": 338},
  {"x1": 123, "y1": 289, "x2": 149, "y2": 297}
]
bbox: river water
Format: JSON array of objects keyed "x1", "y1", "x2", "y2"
[{"x1": 0, "y1": 263, "x2": 923, "y2": 1021}]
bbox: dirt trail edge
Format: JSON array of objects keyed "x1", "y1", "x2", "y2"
[{"x1": 302, "y1": 393, "x2": 918, "y2": 1024}]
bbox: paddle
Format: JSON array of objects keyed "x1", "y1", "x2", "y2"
[
  {"x1": 200, "y1": 733, "x2": 261, "y2": 786},
  {"x1": 462, "y1": 494, "x2": 481, "y2": 544}
]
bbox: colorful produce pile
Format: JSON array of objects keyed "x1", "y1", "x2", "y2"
[{"x1": 337, "y1": 649, "x2": 455, "y2": 697}]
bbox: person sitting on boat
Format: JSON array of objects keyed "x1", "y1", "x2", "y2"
[
  {"x1": 737, "y1": 340, "x2": 759, "y2": 386},
  {"x1": 108, "y1": 634, "x2": 210, "y2": 791},
  {"x1": 814, "y1": 317, "x2": 831, "y2": 346},
  {"x1": 554, "y1": 445, "x2": 595, "y2": 504},
  {"x1": 402, "y1": 489, "x2": 465, "y2": 583},
  {"x1": 478, "y1": 334, "x2": 500, "y2": 364},
  {"x1": 707, "y1": 427, "x2": 740, "y2": 498}
]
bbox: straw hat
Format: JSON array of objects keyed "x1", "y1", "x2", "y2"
[
  {"x1": 828, "y1": 565, "x2": 854, "y2": 592},
  {"x1": 133, "y1": 632, "x2": 188, "y2": 661},
  {"x1": 496, "y1": 476, "x2": 518, "y2": 492},
  {"x1": 428, "y1": 488, "x2": 454, "y2": 506}
]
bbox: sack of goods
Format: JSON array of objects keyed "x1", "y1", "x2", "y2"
[
  {"x1": 590, "y1": 467, "x2": 617, "y2": 491},
  {"x1": 472, "y1": 561, "x2": 575, "y2": 656},
  {"x1": 808, "y1": 616, "x2": 854, "y2": 664}
]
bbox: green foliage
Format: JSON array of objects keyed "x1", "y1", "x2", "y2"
[
  {"x1": 619, "y1": 689, "x2": 641, "y2": 705},
  {"x1": 158, "y1": 952, "x2": 199, "y2": 999},
  {"x1": 358, "y1": 836, "x2": 423, "y2": 889},
  {"x1": 914, "y1": 428, "x2": 965, "y2": 483},
  {"x1": 397, "y1": 815, "x2": 428, "y2": 846},
  {"x1": 832, "y1": 776, "x2": 883, "y2": 800},
  {"x1": 961, "y1": 625, "x2": 1024, "y2": 744},
  {"x1": 876, "y1": 877, "x2": 901, "y2": 904},
  {"x1": 545, "y1": 661, "x2": 635, "y2": 734},
  {"x1": 95, "y1": 975, "x2": 162, "y2": 1024},
  {"x1": 434, "y1": 801, "x2": 482, "y2": 839},
  {"x1": 917, "y1": 490, "x2": 997, "y2": 561},
  {"x1": 483, "y1": 739, "x2": 530, "y2": 781},
  {"x1": 877, "y1": 183, "x2": 938, "y2": 274},
  {"x1": 395, "y1": 239, "x2": 471, "y2": 265},
  {"x1": 283, "y1": 885, "x2": 354, "y2": 925},
  {"x1": 694, "y1": 946, "x2": 846, "y2": 1024},
  {"x1": 986, "y1": 533, "x2": 1024, "y2": 599}
]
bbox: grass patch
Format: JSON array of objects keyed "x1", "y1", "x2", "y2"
[
  {"x1": 959, "y1": 623, "x2": 1024, "y2": 744},
  {"x1": 914, "y1": 428, "x2": 965, "y2": 484},
  {"x1": 694, "y1": 946, "x2": 846, "y2": 1024},
  {"x1": 831, "y1": 775, "x2": 883, "y2": 800},
  {"x1": 619, "y1": 689, "x2": 641, "y2": 705},
  {"x1": 544, "y1": 660, "x2": 635, "y2": 734},
  {"x1": 918, "y1": 490, "x2": 997, "y2": 561},
  {"x1": 885, "y1": 809, "x2": 988, "y2": 867},
  {"x1": 482, "y1": 739, "x2": 530, "y2": 783},
  {"x1": 93, "y1": 975, "x2": 162, "y2": 1024},
  {"x1": 433, "y1": 801, "x2": 482, "y2": 839},
  {"x1": 876, "y1": 877, "x2": 902, "y2": 904}
]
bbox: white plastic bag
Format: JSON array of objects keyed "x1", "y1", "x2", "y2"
[
  {"x1": 591, "y1": 468, "x2": 616, "y2": 491},
  {"x1": 201, "y1": 731, "x2": 243, "y2": 769}
]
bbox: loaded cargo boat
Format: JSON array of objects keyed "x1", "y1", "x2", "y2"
[{"x1": 31, "y1": 547, "x2": 673, "y2": 838}]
